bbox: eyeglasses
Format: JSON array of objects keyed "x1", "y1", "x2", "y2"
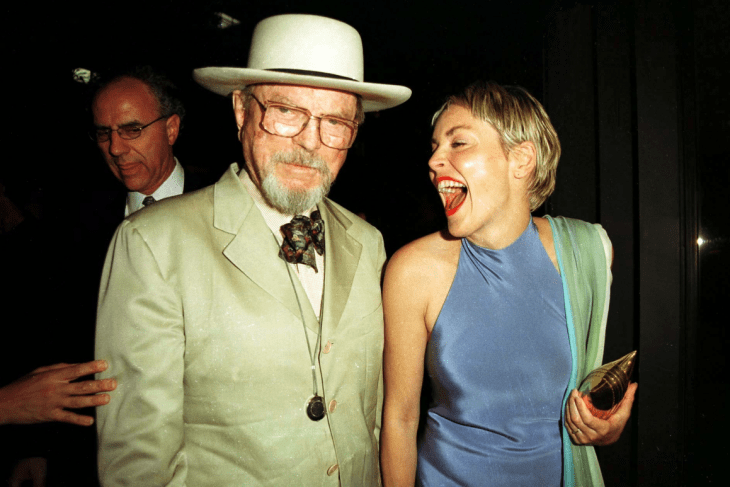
[
  {"x1": 251, "y1": 94, "x2": 358, "y2": 150},
  {"x1": 91, "y1": 115, "x2": 169, "y2": 143}
]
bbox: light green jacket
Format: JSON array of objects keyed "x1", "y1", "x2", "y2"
[
  {"x1": 96, "y1": 164, "x2": 386, "y2": 486},
  {"x1": 547, "y1": 216, "x2": 613, "y2": 487}
]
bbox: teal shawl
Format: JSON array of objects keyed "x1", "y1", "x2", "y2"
[{"x1": 546, "y1": 216, "x2": 612, "y2": 487}]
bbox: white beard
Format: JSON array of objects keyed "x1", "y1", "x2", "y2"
[{"x1": 259, "y1": 150, "x2": 334, "y2": 215}]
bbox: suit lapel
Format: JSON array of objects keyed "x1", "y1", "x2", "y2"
[
  {"x1": 320, "y1": 200, "x2": 362, "y2": 334},
  {"x1": 214, "y1": 165, "x2": 305, "y2": 323}
]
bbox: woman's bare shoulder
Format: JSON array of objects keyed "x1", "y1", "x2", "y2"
[
  {"x1": 384, "y1": 230, "x2": 462, "y2": 332},
  {"x1": 387, "y1": 230, "x2": 461, "y2": 276}
]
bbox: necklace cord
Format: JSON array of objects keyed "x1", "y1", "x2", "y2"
[{"x1": 283, "y1": 256, "x2": 324, "y2": 397}]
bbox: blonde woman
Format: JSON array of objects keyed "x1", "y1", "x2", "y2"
[{"x1": 380, "y1": 81, "x2": 636, "y2": 487}]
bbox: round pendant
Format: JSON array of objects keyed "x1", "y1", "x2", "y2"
[{"x1": 306, "y1": 395, "x2": 326, "y2": 421}]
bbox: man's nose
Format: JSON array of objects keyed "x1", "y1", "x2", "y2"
[
  {"x1": 108, "y1": 131, "x2": 129, "y2": 156},
  {"x1": 293, "y1": 118, "x2": 322, "y2": 152}
]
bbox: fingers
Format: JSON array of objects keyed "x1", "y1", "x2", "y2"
[
  {"x1": 57, "y1": 360, "x2": 110, "y2": 381},
  {"x1": 568, "y1": 427, "x2": 585, "y2": 444},
  {"x1": 566, "y1": 384, "x2": 638, "y2": 446},
  {"x1": 63, "y1": 392, "x2": 112, "y2": 410},
  {"x1": 566, "y1": 390, "x2": 601, "y2": 445},
  {"x1": 565, "y1": 391, "x2": 581, "y2": 442},
  {"x1": 69, "y1": 377, "x2": 117, "y2": 396},
  {"x1": 618, "y1": 382, "x2": 638, "y2": 412},
  {"x1": 31, "y1": 360, "x2": 109, "y2": 381},
  {"x1": 53, "y1": 409, "x2": 96, "y2": 427},
  {"x1": 1, "y1": 361, "x2": 116, "y2": 426},
  {"x1": 611, "y1": 382, "x2": 638, "y2": 423},
  {"x1": 567, "y1": 390, "x2": 587, "y2": 427},
  {"x1": 566, "y1": 392, "x2": 586, "y2": 444},
  {"x1": 59, "y1": 378, "x2": 115, "y2": 411},
  {"x1": 31, "y1": 362, "x2": 72, "y2": 374}
]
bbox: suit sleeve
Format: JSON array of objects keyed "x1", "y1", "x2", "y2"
[
  {"x1": 95, "y1": 220, "x2": 187, "y2": 487},
  {"x1": 374, "y1": 232, "x2": 387, "y2": 448}
]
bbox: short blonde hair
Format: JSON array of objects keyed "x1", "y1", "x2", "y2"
[{"x1": 432, "y1": 81, "x2": 561, "y2": 211}]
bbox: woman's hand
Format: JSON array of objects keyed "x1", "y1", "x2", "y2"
[{"x1": 566, "y1": 382, "x2": 637, "y2": 446}]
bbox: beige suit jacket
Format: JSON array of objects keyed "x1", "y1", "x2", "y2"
[{"x1": 95, "y1": 163, "x2": 386, "y2": 486}]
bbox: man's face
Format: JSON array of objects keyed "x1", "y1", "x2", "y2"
[
  {"x1": 232, "y1": 84, "x2": 357, "y2": 214},
  {"x1": 92, "y1": 77, "x2": 179, "y2": 195}
]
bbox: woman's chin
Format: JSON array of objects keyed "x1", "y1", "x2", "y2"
[{"x1": 446, "y1": 217, "x2": 469, "y2": 239}]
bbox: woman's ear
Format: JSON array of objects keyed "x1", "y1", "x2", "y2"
[{"x1": 510, "y1": 141, "x2": 537, "y2": 180}]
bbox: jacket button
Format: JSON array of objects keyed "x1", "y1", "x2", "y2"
[
  {"x1": 328, "y1": 399, "x2": 337, "y2": 413},
  {"x1": 327, "y1": 464, "x2": 339, "y2": 476}
]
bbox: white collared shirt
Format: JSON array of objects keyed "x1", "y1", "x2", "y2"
[
  {"x1": 240, "y1": 169, "x2": 325, "y2": 317},
  {"x1": 126, "y1": 158, "x2": 185, "y2": 216}
]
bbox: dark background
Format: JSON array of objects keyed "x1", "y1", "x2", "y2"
[{"x1": 3, "y1": 0, "x2": 727, "y2": 485}]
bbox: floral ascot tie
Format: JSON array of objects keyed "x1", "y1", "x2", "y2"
[{"x1": 279, "y1": 211, "x2": 325, "y2": 272}]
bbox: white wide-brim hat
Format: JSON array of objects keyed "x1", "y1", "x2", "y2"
[{"x1": 193, "y1": 14, "x2": 412, "y2": 112}]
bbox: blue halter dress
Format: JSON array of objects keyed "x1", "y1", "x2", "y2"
[{"x1": 417, "y1": 220, "x2": 571, "y2": 486}]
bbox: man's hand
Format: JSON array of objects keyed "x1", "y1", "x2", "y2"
[
  {"x1": 565, "y1": 382, "x2": 637, "y2": 446},
  {"x1": 0, "y1": 360, "x2": 117, "y2": 426}
]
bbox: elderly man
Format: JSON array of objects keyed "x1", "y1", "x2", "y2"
[{"x1": 95, "y1": 14, "x2": 410, "y2": 487}]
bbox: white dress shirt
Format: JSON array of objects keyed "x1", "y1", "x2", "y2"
[
  {"x1": 239, "y1": 169, "x2": 325, "y2": 317},
  {"x1": 126, "y1": 158, "x2": 185, "y2": 216}
]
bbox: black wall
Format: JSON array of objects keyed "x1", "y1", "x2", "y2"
[{"x1": 544, "y1": 0, "x2": 729, "y2": 485}]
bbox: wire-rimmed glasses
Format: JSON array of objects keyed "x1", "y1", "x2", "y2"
[{"x1": 91, "y1": 115, "x2": 169, "y2": 143}]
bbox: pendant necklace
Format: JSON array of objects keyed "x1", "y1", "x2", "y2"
[{"x1": 283, "y1": 255, "x2": 326, "y2": 421}]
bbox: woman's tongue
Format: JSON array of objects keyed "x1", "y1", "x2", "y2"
[{"x1": 445, "y1": 189, "x2": 466, "y2": 212}]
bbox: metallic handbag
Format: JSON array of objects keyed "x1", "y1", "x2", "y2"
[{"x1": 578, "y1": 350, "x2": 637, "y2": 419}]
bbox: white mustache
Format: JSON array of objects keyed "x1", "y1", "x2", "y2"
[{"x1": 271, "y1": 151, "x2": 327, "y2": 172}]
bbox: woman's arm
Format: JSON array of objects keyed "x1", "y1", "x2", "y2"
[{"x1": 380, "y1": 245, "x2": 432, "y2": 487}]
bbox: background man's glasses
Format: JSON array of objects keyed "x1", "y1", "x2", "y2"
[
  {"x1": 251, "y1": 95, "x2": 358, "y2": 150},
  {"x1": 91, "y1": 116, "x2": 169, "y2": 143}
]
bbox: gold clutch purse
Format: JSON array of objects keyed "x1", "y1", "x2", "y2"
[{"x1": 578, "y1": 351, "x2": 637, "y2": 419}]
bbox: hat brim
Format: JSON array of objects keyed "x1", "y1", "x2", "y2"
[{"x1": 193, "y1": 67, "x2": 411, "y2": 112}]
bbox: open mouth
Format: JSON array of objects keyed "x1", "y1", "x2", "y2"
[{"x1": 436, "y1": 177, "x2": 467, "y2": 216}]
